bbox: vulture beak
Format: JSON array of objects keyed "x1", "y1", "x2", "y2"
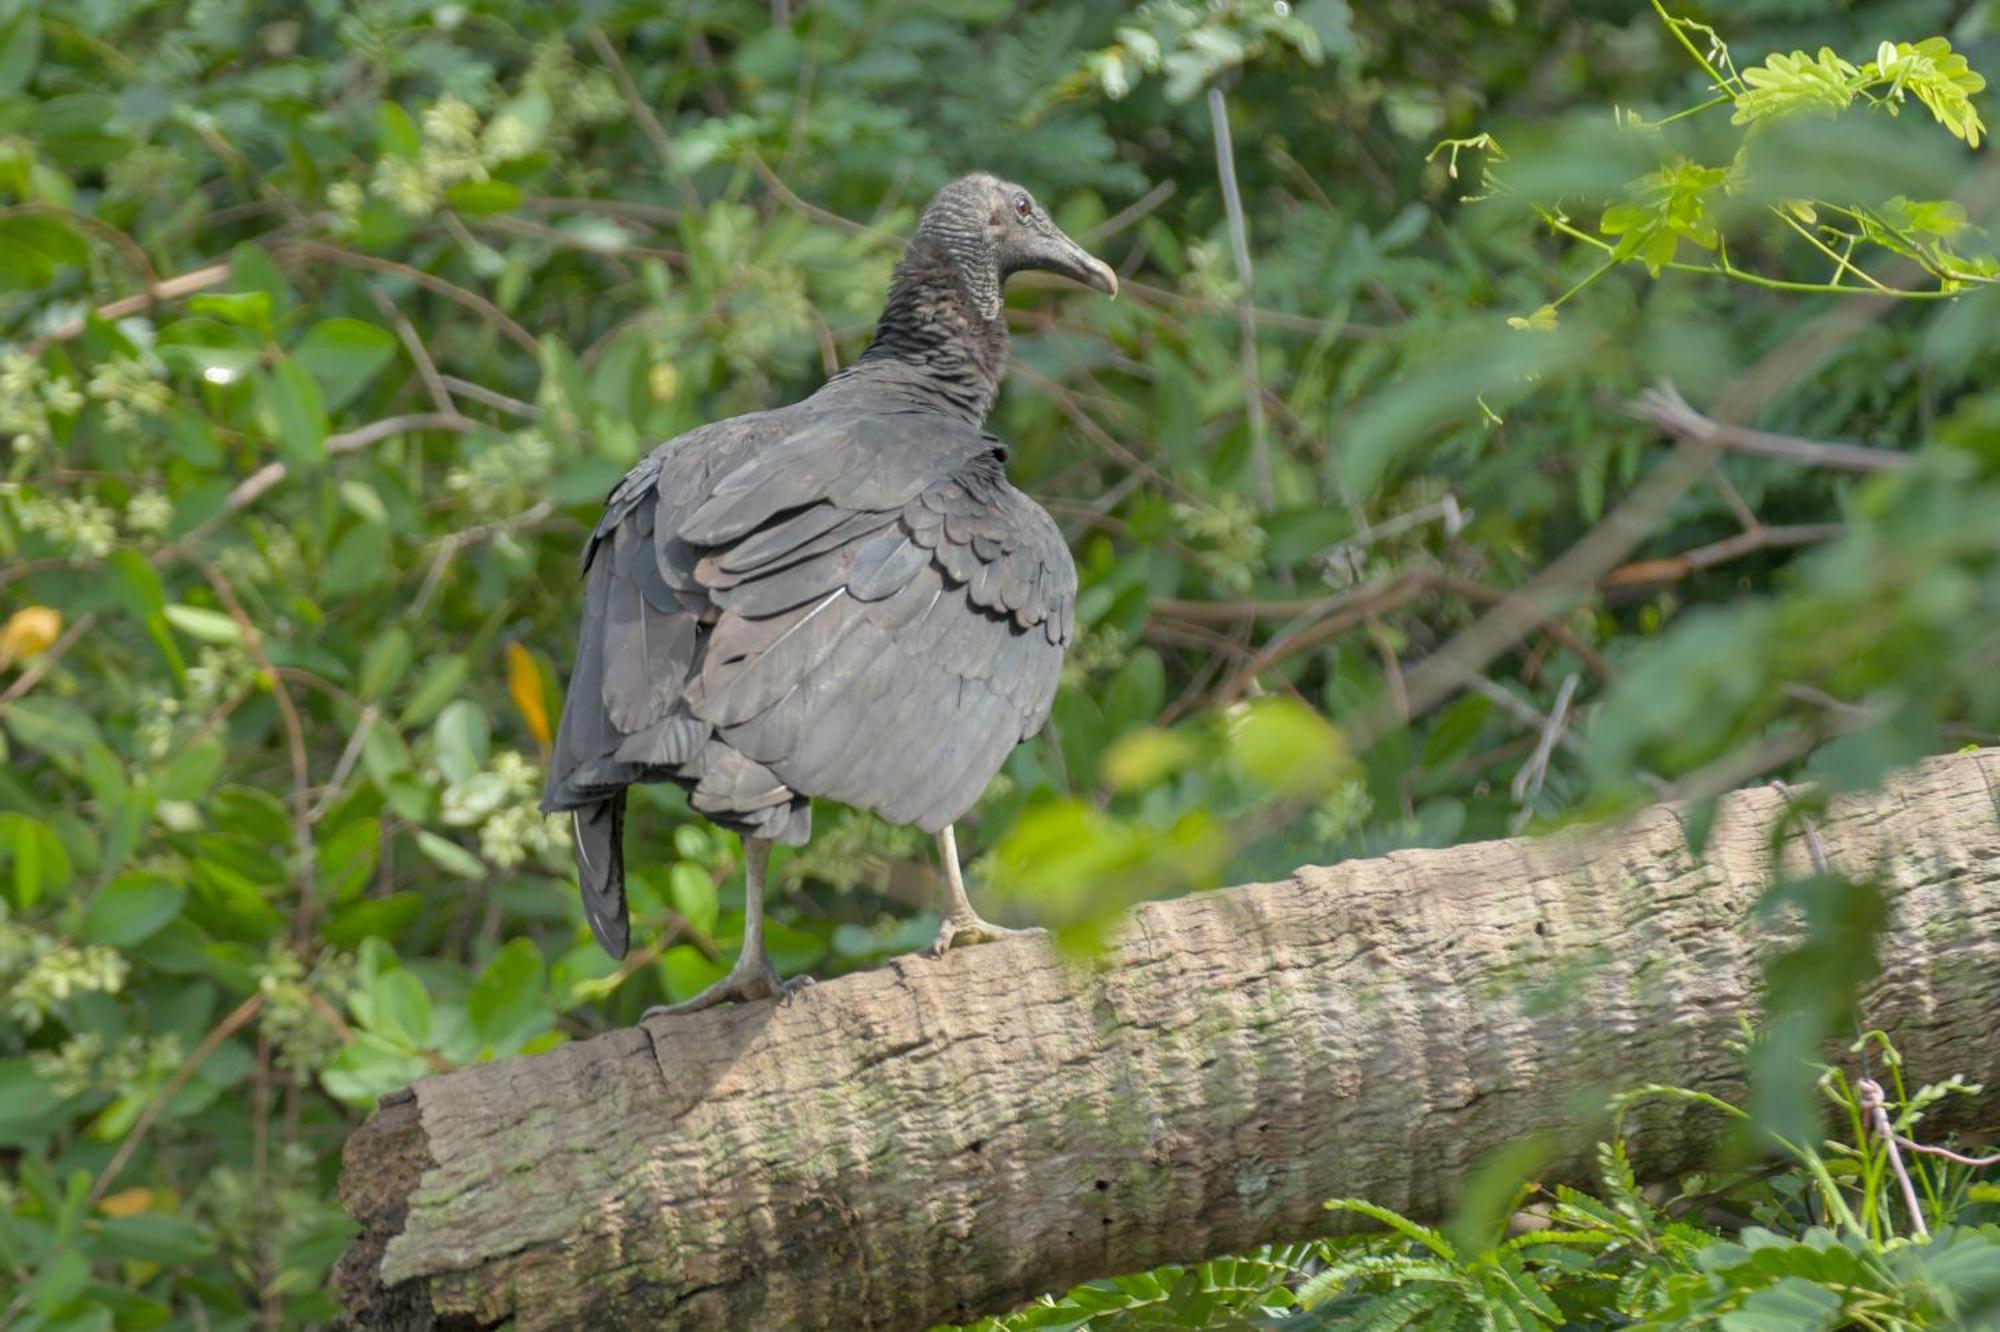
[{"x1": 1030, "y1": 228, "x2": 1119, "y2": 299}]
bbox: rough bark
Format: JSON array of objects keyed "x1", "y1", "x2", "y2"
[{"x1": 336, "y1": 749, "x2": 2000, "y2": 1331}]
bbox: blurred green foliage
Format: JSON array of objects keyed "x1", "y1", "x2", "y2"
[{"x1": 2, "y1": 0, "x2": 1999, "y2": 1326}]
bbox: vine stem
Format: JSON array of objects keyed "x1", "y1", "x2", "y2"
[{"x1": 1648, "y1": 0, "x2": 1731, "y2": 90}]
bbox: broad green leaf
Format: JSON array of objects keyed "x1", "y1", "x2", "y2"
[
  {"x1": 263, "y1": 358, "x2": 328, "y2": 469},
  {"x1": 292, "y1": 318, "x2": 397, "y2": 411},
  {"x1": 433, "y1": 700, "x2": 490, "y2": 785},
  {"x1": 444, "y1": 178, "x2": 522, "y2": 215},
  {"x1": 163, "y1": 604, "x2": 242, "y2": 645},
  {"x1": 467, "y1": 938, "x2": 550, "y2": 1051},
  {"x1": 321, "y1": 521, "x2": 390, "y2": 599},
  {"x1": 82, "y1": 875, "x2": 185, "y2": 946},
  {"x1": 0, "y1": 10, "x2": 41, "y2": 95},
  {"x1": 413, "y1": 829, "x2": 484, "y2": 879},
  {"x1": 368, "y1": 968, "x2": 433, "y2": 1049}
]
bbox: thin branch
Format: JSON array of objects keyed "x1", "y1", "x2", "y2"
[
  {"x1": 747, "y1": 151, "x2": 898, "y2": 243},
  {"x1": 1605, "y1": 522, "x2": 1844, "y2": 588},
  {"x1": 371, "y1": 285, "x2": 456, "y2": 417},
  {"x1": 211, "y1": 413, "x2": 479, "y2": 523},
  {"x1": 88, "y1": 993, "x2": 267, "y2": 1209},
  {"x1": 283, "y1": 241, "x2": 539, "y2": 355},
  {"x1": 439, "y1": 376, "x2": 538, "y2": 420},
  {"x1": 1208, "y1": 86, "x2": 1270, "y2": 510},
  {"x1": 1628, "y1": 382, "x2": 1911, "y2": 473},
  {"x1": 1083, "y1": 179, "x2": 1176, "y2": 244},
  {"x1": 1510, "y1": 672, "x2": 1580, "y2": 822},
  {"x1": 30, "y1": 261, "x2": 232, "y2": 349},
  {"x1": 586, "y1": 27, "x2": 703, "y2": 214}
]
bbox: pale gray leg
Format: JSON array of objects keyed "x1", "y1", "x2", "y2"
[
  {"x1": 927, "y1": 825, "x2": 1037, "y2": 957},
  {"x1": 644, "y1": 837, "x2": 808, "y2": 1018}
]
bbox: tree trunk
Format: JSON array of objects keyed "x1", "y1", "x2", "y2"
[{"x1": 335, "y1": 749, "x2": 2000, "y2": 1331}]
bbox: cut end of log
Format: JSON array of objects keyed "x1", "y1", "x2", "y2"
[{"x1": 335, "y1": 1091, "x2": 459, "y2": 1330}]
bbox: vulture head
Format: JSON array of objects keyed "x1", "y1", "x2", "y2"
[{"x1": 914, "y1": 174, "x2": 1118, "y2": 317}]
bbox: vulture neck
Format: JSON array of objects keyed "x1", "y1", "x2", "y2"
[{"x1": 835, "y1": 237, "x2": 1007, "y2": 426}]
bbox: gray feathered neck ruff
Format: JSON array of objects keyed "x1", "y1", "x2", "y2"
[{"x1": 834, "y1": 181, "x2": 1010, "y2": 425}]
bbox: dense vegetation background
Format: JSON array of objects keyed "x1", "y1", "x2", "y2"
[{"x1": 3, "y1": 0, "x2": 1999, "y2": 1326}]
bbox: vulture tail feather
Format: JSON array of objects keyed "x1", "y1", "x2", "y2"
[{"x1": 572, "y1": 795, "x2": 629, "y2": 960}]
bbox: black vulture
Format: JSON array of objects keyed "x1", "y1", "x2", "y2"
[{"x1": 541, "y1": 174, "x2": 1116, "y2": 1014}]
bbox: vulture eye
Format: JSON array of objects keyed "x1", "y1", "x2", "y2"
[{"x1": 1012, "y1": 193, "x2": 1032, "y2": 220}]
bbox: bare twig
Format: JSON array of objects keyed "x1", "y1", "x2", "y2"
[
  {"x1": 283, "y1": 241, "x2": 539, "y2": 355},
  {"x1": 29, "y1": 261, "x2": 232, "y2": 349},
  {"x1": 1628, "y1": 382, "x2": 1911, "y2": 473},
  {"x1": 372, "y1": 285, "x2": 456, "y2": 417},
  {"x1": 88, "y1": 993, "x2": 267, "y2": 1209},
  {"x1": 1510, "y1": 672, "x2": 1579, "y2": 825},
  {"x1": 1207, "y1": 87, "x2": 1270, "y2": 510},
  {"x1": 587, "y1": 27, "x2": 703, "y2": 214},
  {"x1": 1083, "y1": 179, "x2": 1176, "y2": 244},
  {"x1": 207, "y1": 413, "x2": 479, "y2": 526},
  {"x1": 1605, "y1": 522, "x2": 1844, "y2": 588},
  {"x1": 747, "y1": 152, "x2": 898, "y2": 243},
  {"x1": 411, "y1": 498, "x2": 558, "y2": 617},
  {"x1": 440, "y1": 376, "x2": 538, "y2": 420},
  {"x1": 310, "y1": 704, "x2": 380, "y2": 823}
]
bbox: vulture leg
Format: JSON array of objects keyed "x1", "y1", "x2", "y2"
[
  {"x1": 643, "y1": 838, "x2": 808, "y2": 1016},
  {"x1": 927, "y1": 825, "x2": 1038, "y2": 956}
]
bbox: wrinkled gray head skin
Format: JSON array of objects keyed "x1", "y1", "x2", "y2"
[{"x1": 914, "y1": 173, "x2": 1118, "y2": 318}]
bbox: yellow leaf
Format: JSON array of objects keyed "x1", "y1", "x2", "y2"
[
  {"x1": 506, "y1": 642, "x2": 552, "y2": 755},
  {"x1": 0, "y1": 606, "x2": 62, "y2": 667},
  {"x1": 98, "y1": 1187, "x2": 154, "y2": 1217}
]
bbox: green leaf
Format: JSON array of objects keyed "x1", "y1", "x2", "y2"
[
  {"x1": 0, "y1": 813, "x2": 71, "y2": 907},
  {"x1": 292, "y1": 318, "x2": 397, "y2": 412},
  {"x1": 163, "y1": 604, "x2": 243, "y2": 645},
  {"x1": 378, "y1": 100, "x2": 421, "y2": 158},
  {"x1": 158, "y1": 740, "x2": 225, "y2": 801},
  {"x1": 263, "y1": 358, "x2": 328, "y2": 469},
  {"x1": 368, "y1": 969, "x2": 433, "y2": 1049},
  {"x1": 433, "y1": 700, "x2": 490, "y2": 785},
  {"x1": 467, "y1": 938, "x2": 550, "y2": 1051},
  {"x1": 82, "y1": 875, "x2": 185, "y2": 946},
  {"x1": 403, "y1": 656, "x2": 470, "y2": 725},
  {"x1": 659, "y1": 944, "x2": 726, "y2": 1002},
  {"x1": 320, "y1": 521, "x2": 390, "y2": 599},
  {"x1": 0, "y1": 1057, "x2": 63, "y2": 1122},
  {"x1": 1717, "y1": 1276, "x2": 1844, "y2": 1331},
  {"x1": 667, "y1": 862, "x2": 718, "y2": 934},
  {"x1": 413, "y1": 829, "x2": 485, "y2": 879},
  {"x1": 1733, "y1": 48, "x2": 1860, "y2": 126},
  {"x1": 188, "y1": 289, "x2": 274, "y2": 335},
  {"x1": 359, "y1": 628, "x2": 414, "y2": 698},
  {"x1": 444, "y1": 179, "x2": 523, "y2": 215},
  {"x1": 0, "y1": 215, "x2": 88, "y2": 289},
  {"x1": 92, "y1": 1214, "x2": 217, "y2": 1266},
  {"x1": 4, "y1": 696, "x2": 101, "y2": 757},
  {"x1": 1229, "y1": 697, "x2": 1350, "y2": 795},
  {"x1": 0, "y1": 10, "x2": 42, "y2": 95}
]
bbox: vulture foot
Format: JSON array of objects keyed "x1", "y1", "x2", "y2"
[
  {"x1": 643, "y1": 953, "x2": 810, "y2": 1018},
  {"x1": 927, "y1": 912, "x2": 1041, "y2": 958}
]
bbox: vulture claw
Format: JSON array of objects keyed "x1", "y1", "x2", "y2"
[
  {"x1": 643, "y1": 951, "x2": 808, "y2": 1018},
  {"x1": 927, "y1": 913, "x2": 1042, "y2": 958}
]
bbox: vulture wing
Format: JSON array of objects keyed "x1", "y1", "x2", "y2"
[{"x1": 541, "y1": 404, "x2": 1074, "y2": 956}]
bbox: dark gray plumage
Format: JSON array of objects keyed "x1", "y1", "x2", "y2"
[{"x1": 541, "y1": 174, "x2": 1115, "y2": 1012}]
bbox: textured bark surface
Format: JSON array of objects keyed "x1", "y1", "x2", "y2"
[{"x1": 335, "y1": 749, "x2": 2000, "y2": 1331}]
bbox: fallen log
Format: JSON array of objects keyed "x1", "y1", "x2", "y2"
[{"x1": 335, "y1": 749, "x2": 2000, "y2": 1330}]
